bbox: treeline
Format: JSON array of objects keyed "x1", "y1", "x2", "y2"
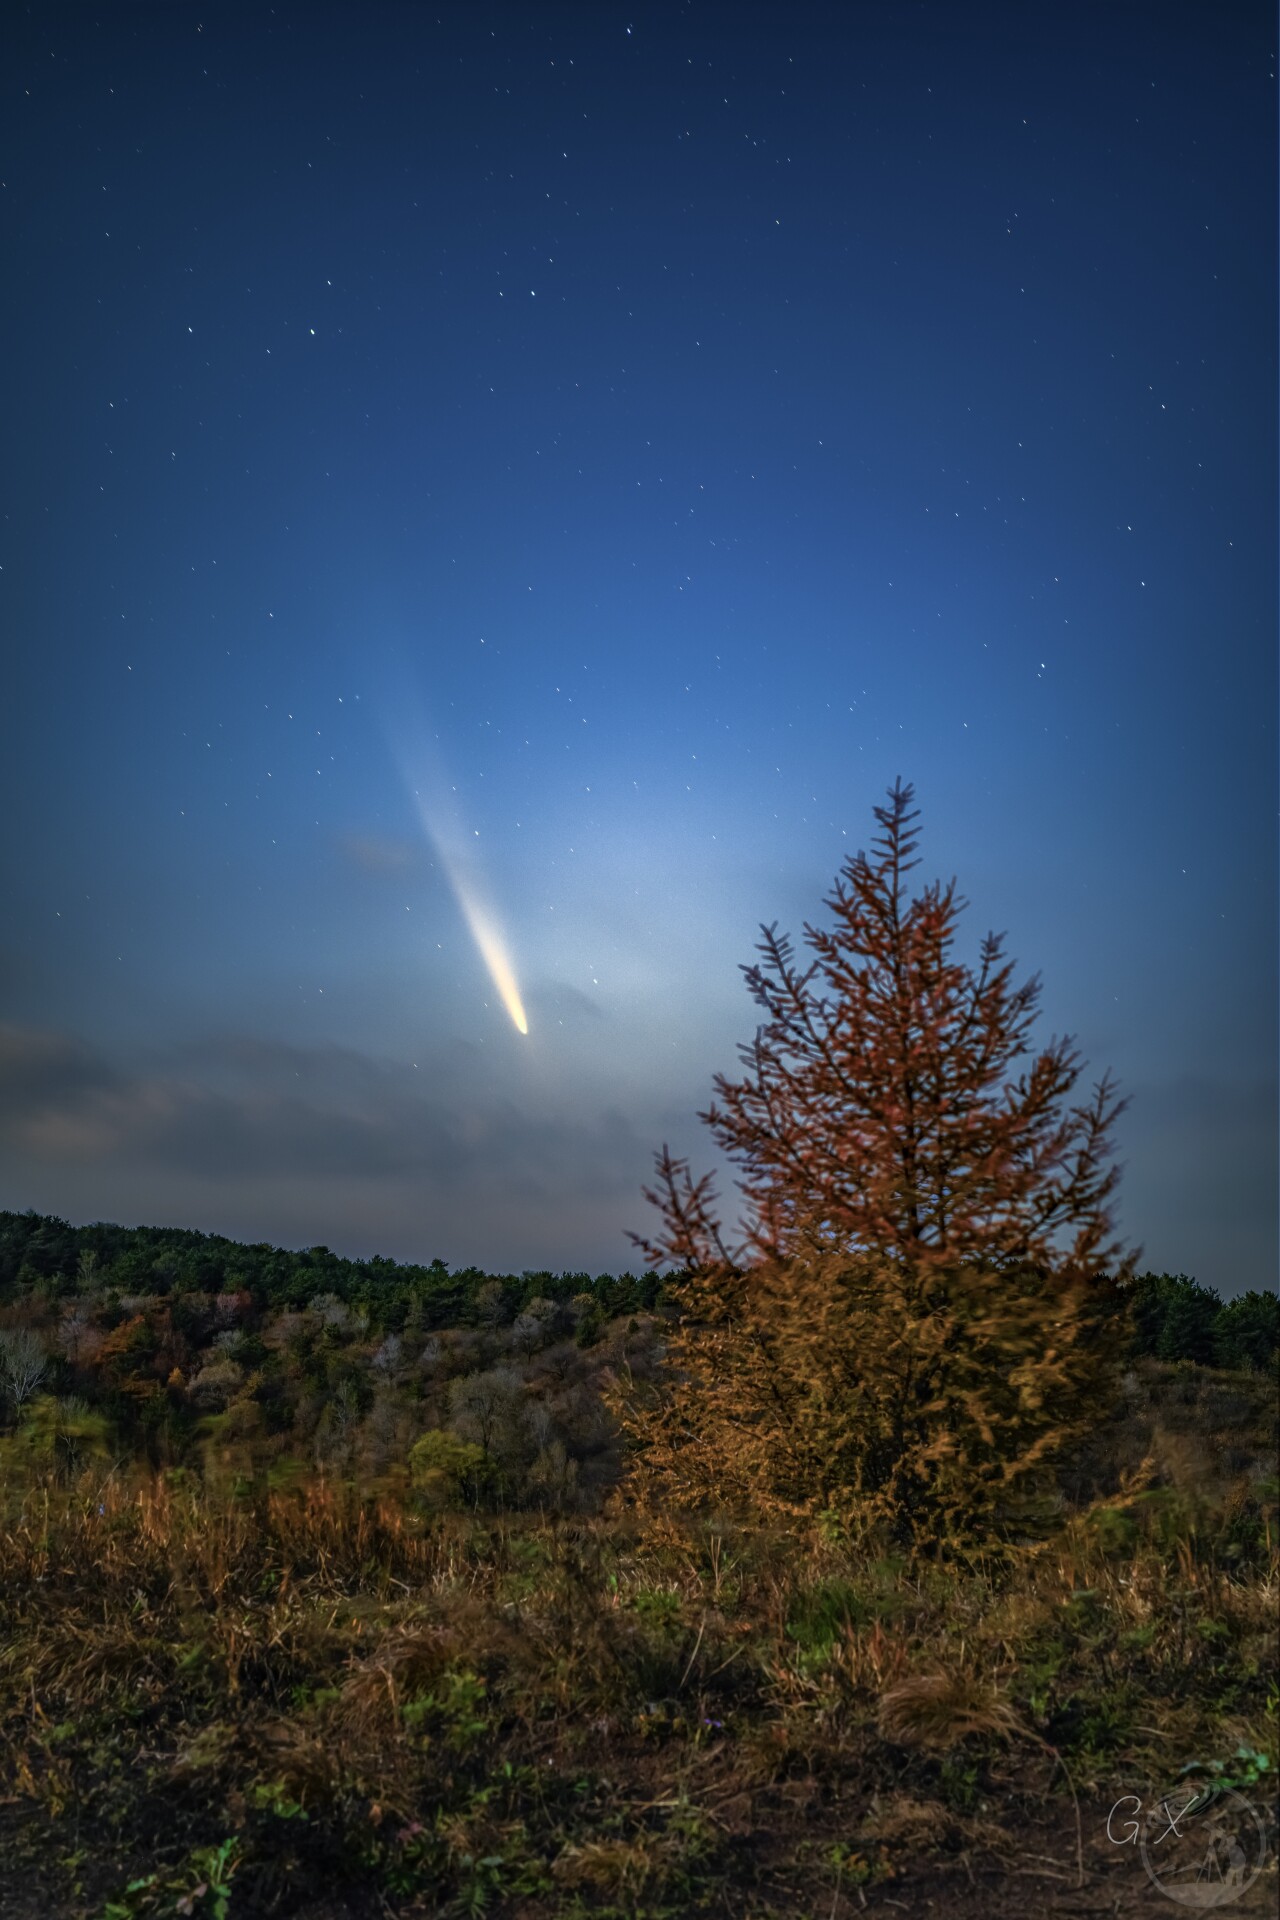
[
  {"x1": 0, "y1": 1208, "x2": 662, "y2": 1328},
  {"x1": 1, "y1": 1209, "x2": 1275, "y2": 1371},
  {"x1": 1121, "y1": 1270, "x2": 1277, "y2": 1374}
]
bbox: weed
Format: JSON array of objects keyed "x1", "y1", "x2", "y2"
[
  {"x1": 1178, "y1": 1742, "x2": 1273, "y2": 1793},
  {"x1": 785, "y1": 1577, "x2": 866, "y2": 1656},
  {"x1": 99, "y1": 1877, "x2": 157, "y2": 1920},
  {"x1": 630, "y1": 1586, "x2": 683, "y2": 1630},
  {"x1": 826, "y1": 1838, "x2": 895, "y2": 1887},
  {"x1": 175, "y1": 1839, "x2": 240, "y2": 1919},
  {"x1": 248, "y1": 1778, "x2": 310, "y2": 1820}
]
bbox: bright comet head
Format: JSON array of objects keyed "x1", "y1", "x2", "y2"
[{"x1": 456, "y1": 886, "x2": 529, "y2": 1035}]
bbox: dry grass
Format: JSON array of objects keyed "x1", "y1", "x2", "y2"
[
  {"x1": 876, "y1": 1669, "x2": 1025, "y2": 1750},
  {"x1": 860, "y1": 1788, "x2": 1014, "y2": 1856},
  {"x1": 0, "y1": 1422, "x2": 1275, "y2": 1919}
]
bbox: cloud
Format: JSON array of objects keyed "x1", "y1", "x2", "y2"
[
  {"x1": 6, "y1": 1025, "x2": 1274, "y2": 1290},
  {"x1": 0, "y1": 1021, "x2": 652, "y2": 1269},
  {"x1": 0, "y1": 1023, "x2": 121, "y2": 1120}
]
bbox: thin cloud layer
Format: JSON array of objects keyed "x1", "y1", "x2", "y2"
[{"x1": 0, "y1": 1022, "x2": 651, "y2": 1269}]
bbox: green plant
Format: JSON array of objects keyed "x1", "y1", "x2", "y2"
[
  {"x1": 455, "y1": 1851, "x2": 509, "y2": 1916},
  {"x1": 403, "y1": 1665, "x2": 490, "y2": 1744},
  {"x1": 936, "y1": 1754, "x2": 982, "y2": 1814},
  {"x1": 786, "y1": 1577, "x2": 868, "y2": 1655},
  {"x1": 827, "y1": 1839, "x2": 893, "y2": 1888},
  {"x1": 248, "y1": 1779, "x2": 309, "y2": 1820},
  {"x1": 99, "y1": 1876, "x2": 157, "y2": 1920},
  {"x1": 1179, "y1": 1743, "x2": 1273, "y2": 1794},
  {"x1": 175, "y1": 1838, "x2": 240, "y2": 1918},
  {"x1": 631, "y1": 1586, "x2": 682, "y2": 1630}
]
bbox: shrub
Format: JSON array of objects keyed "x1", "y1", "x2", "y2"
[{"x1": 408, "y1": 1428, "x2": 490, "y2": 1507}]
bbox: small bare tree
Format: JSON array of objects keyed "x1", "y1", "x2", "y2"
[
  {"x1": 448, "y1": 1367, "x2": 526, "y2": 1461},
  {"x1": 0, "y1": 1329, "x2": 50, "y2": 1415}
]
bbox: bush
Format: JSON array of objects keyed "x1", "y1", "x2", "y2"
[{"x1": 408, "y1": 1428, "x2": 490, "y2": 1508}]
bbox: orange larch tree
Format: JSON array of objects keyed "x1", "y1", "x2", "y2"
[{"x1": 621, "y1": 780, "x2": 1137, "y2": 1549}]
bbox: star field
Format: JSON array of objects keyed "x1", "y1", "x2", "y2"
[{"x1": 0, "y1": 2, "x2": 1274, "y2": 1287}]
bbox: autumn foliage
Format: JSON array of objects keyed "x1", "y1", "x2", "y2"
[{"x1": 622, "y1": 781, "x2": 1137, "y2": 1548}]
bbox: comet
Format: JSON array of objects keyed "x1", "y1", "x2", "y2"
[
  {"x1": 390, "y1": 716, "x2": 529, "y2": 1036},
  {"x1": 446, "y1": 868, "x2": 529, "y2": 1035}
]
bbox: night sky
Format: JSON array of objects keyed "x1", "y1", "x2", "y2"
[{"x1": 2, "y1": 3, "x2": 1275, "y2": 1290}]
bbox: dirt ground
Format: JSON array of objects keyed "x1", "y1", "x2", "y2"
[
  {"x1": 276, "y1": 1787, "x2": 1280, "y2": 1919},
  {"x1": 2, "y1": 1791, "x2": 1275, "y2": 1920},
  {"x1": 844, "y1": 1792, "x2": 1278, "y2": 1919}
]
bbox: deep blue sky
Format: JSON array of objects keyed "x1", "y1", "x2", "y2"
[{"x1": 1, "y1": 2, "x2": 1275, "y2": 1289}]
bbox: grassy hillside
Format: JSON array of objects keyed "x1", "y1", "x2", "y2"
[{"x1": 0, "y1": 1212, "x2": 1275, "y2": 1917}]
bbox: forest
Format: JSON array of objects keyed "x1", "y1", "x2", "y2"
[{"x1": 0, "y1": 1205, "x2": 1274, "y2": 1509}]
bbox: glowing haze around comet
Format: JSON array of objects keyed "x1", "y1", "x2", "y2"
[{"x1": 390, "y1": 719, "x2": 529, "y2": 1037}]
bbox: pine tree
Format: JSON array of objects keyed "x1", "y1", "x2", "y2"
[{"x1": 621, "y1": 780, "x2": 1136, "y2": 1549}]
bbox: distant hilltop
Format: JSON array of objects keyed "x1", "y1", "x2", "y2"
[
  {"x1": 0, "y1": 1207, "x2": 1274, "y2": 1372},
  {"x1": 0, "y1": 1207, "x2": 664, "y2": 1327}
]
